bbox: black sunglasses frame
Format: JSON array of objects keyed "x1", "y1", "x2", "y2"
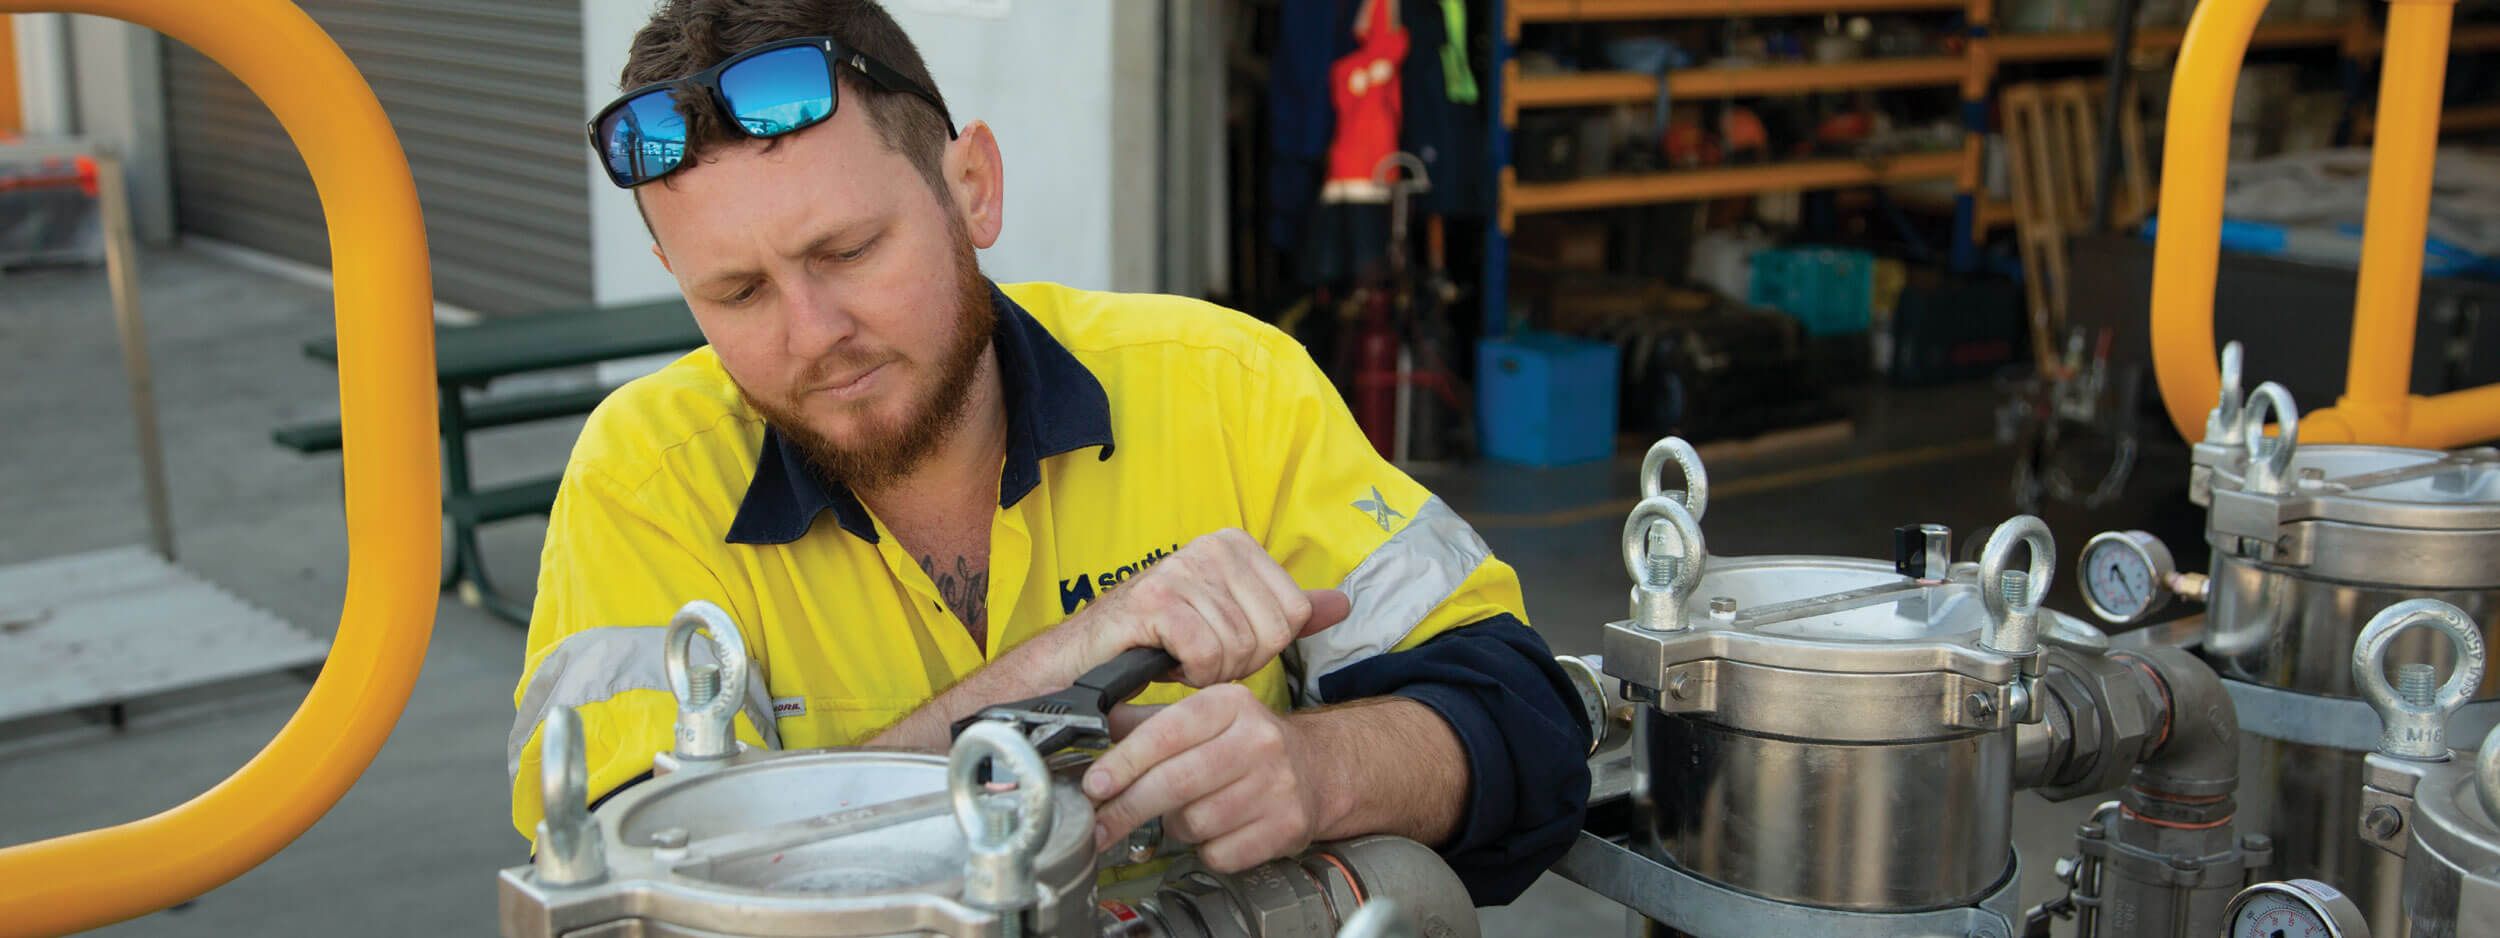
[{"x1": 587, "y1": 36, "x2": 958, "y2": 189}]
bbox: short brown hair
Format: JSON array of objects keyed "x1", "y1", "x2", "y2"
[{"x1": 620, "y1": 0, "x2": 953, "y2": 195}]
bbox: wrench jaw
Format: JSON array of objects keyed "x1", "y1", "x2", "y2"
[{"x1": 961, "y1": 709, "x2": 1107, "y2": 758}]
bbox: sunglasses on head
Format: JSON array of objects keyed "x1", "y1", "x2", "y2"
[{"x1": 588, "y1": 36, "x2": 956, "y2": 189}]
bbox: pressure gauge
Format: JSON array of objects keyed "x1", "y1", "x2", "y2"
[
  {"x1": 1554, "y1": 655, "x2": 1611, "y2": 755},
  {"x1": 2078, "y1": 530, "x2": 2177, "y2": 625},
  {"x1": 2223, "y1": 879, "x2": 2371, "y2": 938}
]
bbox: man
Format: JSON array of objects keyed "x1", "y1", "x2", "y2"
[{"x1": 511, "y1": 0, "x2": 1588, "y2": 904}]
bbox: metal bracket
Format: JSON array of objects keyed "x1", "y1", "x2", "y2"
[
  {"x1": 1552, "y1": 833, "x2": 2023, "y2": 938},
  {"x1": 2221, "y1": 678, "x2": 2500, "y2": 753}
]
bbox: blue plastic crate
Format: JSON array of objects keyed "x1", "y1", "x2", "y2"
[
  {"x1": 1748, "y1": 246, "x2": 1876, "y2": 336},
  {"x1": 1478, "y1": 333, "x2": 1620, "y2": 467}
]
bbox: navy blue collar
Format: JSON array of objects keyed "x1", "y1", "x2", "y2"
[{"x1": 724, "y1": 283, "x2": 1115, "y2": 545}]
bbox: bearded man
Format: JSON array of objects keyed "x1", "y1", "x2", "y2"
[{"x1": 510, "y1": 0, "x2": 1588, "y2": 905}]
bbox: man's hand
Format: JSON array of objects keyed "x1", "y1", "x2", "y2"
[
  {"x1": 866, "y1": 528, "x2": 1345, "y2": 751},
  {"x1": 1084, "y1": 684, "x2": 1330, "y2": 872},
  {"x1": 1085, "y1": 687, "x2": 1470, "y2": 873},
  {"x1": 1068, "y1": 528, "x2": 1350, "y2": 688}
]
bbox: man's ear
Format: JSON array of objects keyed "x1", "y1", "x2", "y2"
[
  {"x1": 942, "y1": 120, "x2": 1005, "y2": 249},
  {"x1": 650, "y1": 242, "x2": 672, "y2": 273}
]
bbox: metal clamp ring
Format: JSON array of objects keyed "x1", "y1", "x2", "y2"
[
  {"x1": 2477, "y1": 724, "x2": 2500, "y2": 823},
  {"x1": 1640, "y1": 437, "x2": 1709, "y2": 522},
  {"x1": 663, "y1": 601, "x2": 750, "y2": 759},
  {"x1": 2354, "y1": 598, "x2": 2487, "y2": 760},
  {"x1": 1622, "y1": 495, "x2": 1705, "y2": 631},
  {"x1": 2206, "y1": 341, "x2": 2245, "y2": 443},
  {"x1": 950, "y1": 721, "x2": 1054, "y2": 860},
  {"x1": 1979, "y1": 515, "x2": 2055, "y2": 657},
  {"x1": 2241, "y1": 381, "x2": 2300, "y2": 494}
]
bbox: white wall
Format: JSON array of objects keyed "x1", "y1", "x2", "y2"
[{"x1": 581, "y1": 0, "x2": 1161, "y2": 305}]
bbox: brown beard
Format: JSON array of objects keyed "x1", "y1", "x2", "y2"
[{"x1": 744, "y1": 230, "x2": 996, "y2": 493}]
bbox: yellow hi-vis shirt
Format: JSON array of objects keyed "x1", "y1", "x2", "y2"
[{"x1": 509, "y1": 281, "x2": 1528, "y2": 840}]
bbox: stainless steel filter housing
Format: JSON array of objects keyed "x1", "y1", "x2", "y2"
[
  {"x1": 502, "y1": 725, "x2": 1096, "y2": 938},
  {"x1": 501, "y1": 748, "x2": 1096, "y2": 937},
  {"x1": 2185, "y1": 355, "x2": 2500, "y2": 930},
  {"x1": 504, "y1": 603, "x2": 1097, "y2": 938},
  {"x1": 1602, "y1": 441, "x2": 2060, "y2": 914},
  {"x1": 2388, "y1": 735, "x2": 2500, "y2": 938},
  {"x1": 2348, "y1": 600, "x2": 2499, "y2": 938}
]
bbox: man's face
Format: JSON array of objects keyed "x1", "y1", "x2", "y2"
[{"x1": 641, "y1": 95, "x2": 993, "y2": 490}]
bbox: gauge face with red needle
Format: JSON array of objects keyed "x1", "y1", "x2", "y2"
[
  {"x1": 2225, "y1": 881, "x2": 2370, "y2": 938},
  {"x1": 2079, "y1": 530, "x2": 2176, "y2": 625}
]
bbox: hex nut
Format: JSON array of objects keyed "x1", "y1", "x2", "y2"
[{"x1": 2366, "y1": 804, "x2": 2405, "y2": 841}]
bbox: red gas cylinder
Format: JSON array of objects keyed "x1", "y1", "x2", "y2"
[{"x1": 1353, "y1": 290, "x2": 1399, "y2": 457}]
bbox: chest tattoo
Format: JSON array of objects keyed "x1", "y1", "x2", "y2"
[{"x1": 918, "y1": 554, "x2": 990, "y2": 647}]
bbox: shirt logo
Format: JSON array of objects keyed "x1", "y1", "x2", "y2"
[
  {"x1": 1059, "y1": 543, "x2": 1184, "y2": 614},
  {"x1": 1353, "y1": 486, "x2": 1405, "y2": 532}
]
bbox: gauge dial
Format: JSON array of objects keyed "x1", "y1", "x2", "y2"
[
  {"x1": 2224, "y1": 880, "x2": 2370, "y2": 938},
  {"x1": 2078, "y1": 530, "x2": 2177, "y2": 625}
]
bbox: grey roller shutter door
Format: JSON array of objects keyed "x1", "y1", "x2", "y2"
[{"x1": 162, "y1": 0, "x2": 590, "y2": 316}]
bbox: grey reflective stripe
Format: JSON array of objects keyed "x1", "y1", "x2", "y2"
[
  {"x1": 507, "y1": 625, "x2": 781, "y2": 780},
  {"x1": 1292, "y1": 496, "x2": 1492, "y2": 701}
]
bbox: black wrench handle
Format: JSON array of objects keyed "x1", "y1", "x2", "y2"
[{"x1": 1075, "y1": 647, "x2": 1180, "y2": 712}]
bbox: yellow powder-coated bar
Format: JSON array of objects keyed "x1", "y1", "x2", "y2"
[
  {"x1": 2339, "y1": 0, "x2": 2453, "y2": 440},
  {"x1": 0, "y1": 1, "x2": 440, "y2": 935},
  {"x1": 2153, "y1": 0, "x2": 2496, "y2": 448},
  {"x1": 2148, "y1": 0, "x2": 2264, "y2": 442}
]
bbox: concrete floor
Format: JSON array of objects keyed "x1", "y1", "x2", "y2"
[{"x1": 0, "y1": 247, "x2": 2204, "y2": 936}]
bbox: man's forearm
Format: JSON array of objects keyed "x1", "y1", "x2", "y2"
[
  {"x1": 1293, "y1": 696, "x2": 1468, "y2": 847},
  {"x1": 865, "y1": 629, "x2": 1093, "y2": 749}
]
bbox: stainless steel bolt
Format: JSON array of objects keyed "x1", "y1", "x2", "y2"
[
  {"x1": 1964, "y1": 692, "x2": 1998, "y2": 722},
  {"x1": 2053, "y1": 857, "x2": 2079, "y2": 883},
  {"x1": 2366, "y1": 804, "x2": 2405, "y2": 841},
  {"x1": 1999, "y1": 569, "x2": 2030, "y2": 609},
  {"x1": 1644, "y1": 522, "x2": 1678, "y2": 588},
  {"x1": 686, "y1": 664, "x2": 720, "y2": 706},
  {"x1": 1667, "y1": 672, "x2": 1691, "y2": 701},
  {"x1": 2079, "y1": 822, "x2": 2106, "y2": 841},
  {"x1": 2169, "y1": 855, "x2": 2202, "y2": 872},
  {"x1": 2242, "y1": 833, "x2": 2272, "y2": 852},
  {"x1": 981, "y1": 795, "x2": 1024, "y2": 938},
  {"x1": 650, "y1": 827, "x2": 690, "y2": 849},
  {"x1": 2299, "y1": 467, "x2": 2327, "y2": 483},
  {"x1": 2398, "y1": 663, "x2": 2439, "y2": 708},
  {"x1": 1707, "y1": 596, "x2": 1738, "y2": 620}
]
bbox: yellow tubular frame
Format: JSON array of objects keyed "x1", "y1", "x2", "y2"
[
  {"x1": 0, "y1": 2, "x2": 439, "y2": 935},
  {"x1": 2152, "y1": 0, "x2": 2489, "y2": 447}
]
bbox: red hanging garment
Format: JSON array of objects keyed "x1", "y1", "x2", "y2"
[{"x1": 1321, "y1": 0, "x2": 1408, "y2": 204}]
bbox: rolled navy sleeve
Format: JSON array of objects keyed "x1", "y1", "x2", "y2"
[{"x1": 1317, "y1": 614, "x2": 1592, "y2": 906}]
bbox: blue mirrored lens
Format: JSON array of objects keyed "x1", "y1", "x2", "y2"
[
  {"x1": 599, "y1": 89, "x2": 689, "y2": 185},
  {"x1": 718, "y1": 45, "x2": 833, "y2": 137}
]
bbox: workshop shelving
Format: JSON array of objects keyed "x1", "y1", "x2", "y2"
[
  {"x1": 1481, "y1": 0, "x2": 2490, "y2": 337},
  {"x1": 2356, "y1": 103, "x2": 2500, "y2": 139},
  {"x1": 1505, "y1": 56, "x2": 1968, "y2": 123},
  {"x1": 1510, "y1": 150, "x2": 1964, "y2": 216},
  {"x1": 1981, "y1": 19, "x2": 2352, "y2": 64},
  {"x1": 1507, "y1": 0, "x2": 1965, "y2": 28},
  {"x1": 2355, "y1": 22, "x2": 2500, "y2": 56}
]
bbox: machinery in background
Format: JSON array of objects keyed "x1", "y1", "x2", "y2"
[
  {"x1": 502, "y1": 602, "x2": 1472, "y2": 938},
  {"x1": 1999, "y1": 325, "x2": 2142, "y2": 514},
  {"x1": 1549, "y1": 437, "x2": 2267, "y2": 938},
  {"x1": 2061, "y1": 342, "x2": 2500, "y2": 934},
  {"x1": 2350, "y1": 602, "x2": 2500, "y2": 938},
  {"x1": 2215, "y1": 597, "x2": 2496, "y2": 938}
]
